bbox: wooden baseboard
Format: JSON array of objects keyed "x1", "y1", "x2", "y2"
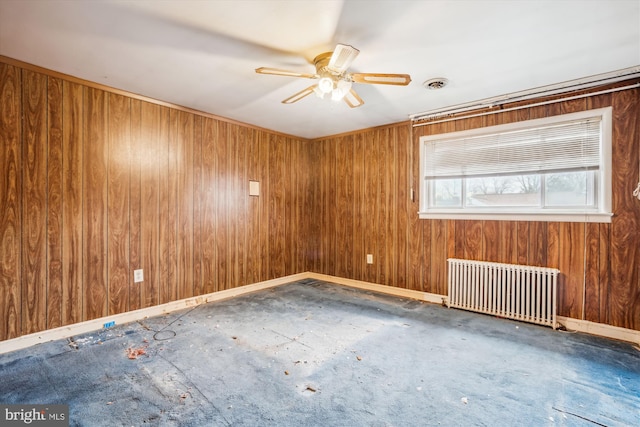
[
  {"x1": 557, "y1": 316, "x2": 640, "y2": 346},
  {"x1": 309, "y1": 273, "x2": 640, "y2": 347},
  {"x1": 0, "y1": 273, "x2": 308, "y2": 355},
  {"x1": 2, "y1": 272, "x2": 638, "y2": 354},
  {"x1": 307, "y1": 273, "x2": 446, "y2": 305}
]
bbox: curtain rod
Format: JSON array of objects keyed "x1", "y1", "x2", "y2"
[{"x1": 412, "y1": 83, "x2": 639, "y2": 128}]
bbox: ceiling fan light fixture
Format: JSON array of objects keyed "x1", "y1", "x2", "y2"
[
  {"x1": 331, "y1": 79, "x2": 352, "y2": 101},
  {"x1": 318, "y1": 77, "x2": 334, "y2": 94}
]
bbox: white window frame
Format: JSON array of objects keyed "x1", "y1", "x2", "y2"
[{"x1": 419, "y1": 107, "x2": 612, "y2": 223}]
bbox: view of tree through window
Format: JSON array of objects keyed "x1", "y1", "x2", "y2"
[
  {"x1": 432, "y1": 171, "x2": 594, "y2": 209},
  {"x1": 420, "y1": 107, "x2": 611, "y2": 221}
]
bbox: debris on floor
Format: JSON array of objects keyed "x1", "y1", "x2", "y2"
[
  {"x1": 126, "y1": 346, "x2": 147, "y2": 359},
  {"x1": 461, "y1": 397, "x2": 468, "y2": 404}
]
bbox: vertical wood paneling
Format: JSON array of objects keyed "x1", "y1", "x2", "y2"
[
  {"x1": 228, "y1": 124, "x2": 241, "y2": 287},
  {"x1": 258, "y1": 130, "x2": 270, "y2": 282},
  {"x1": 363, "y1": 131, "x2": 378, "y2": 283},
  {"x1": 158, "y1": 106, "x2": 173, "y2": 304},
  {"x1": 557, "y1": 223, "x2": 585, "y2": 318},
  {"x1": 46, "y1": 76, "x2": 63, "y2": 329},
  {"x1": 140, "y1": 101, "x2": 160, "y2": 308},
  {"x1": 246, "y1": 129, "x2": 262, "y2": 284},
  {"x1": 353, "y1": 134, "x2": 365, "y2": 281},
  {"x1": 129, "y1": 99, "x2": 142, "y2": 311},
  {"x1": 22, "y1": 69, "x2": 48, "y2": 334},
  {"x1": 336, "y1": 136, "x2": 353, "y2": 279},
  {"x1": 0, "y1": 63, "x2": 22, "y2": 340},
  {"x1": 107, "y1": 93, "x2": 130, "y2": 315},
  {"x1": 2, "y1": 56, "x2": 640, "y2": 342},
  {"x1": 200, "y1": 118, "x2": 215, "y2": 293},
  {"x1": 61, "y1": 81, "x2": 83, "y2": 325},
  {"x1": 312, "y1": 85, "x2": 640, "y2": 332},
  {"x1": 176, "y1": 111, "x2": 194, "y2": 300},
  {"x1": 584, "y1": 222, "x2": 601, "y2": 322},
  {"x1": 0, "y1": 58, "x2": 314, "y2": 342},
  {"x1": 268, "y1": 134, "x2": 285, "y2": 279},
  {"x1": 610, "y1": 89, "x2": 640, "y2": 329},
  {"x1": 408, "y1": 127, "x2": 422, "y2": 291},
  {"x1": 396, "y1": 125, "x2": 409, "y2": 289},
  {"x1": 82, "y1": 87, "x2": 108, "y2": 320},
  {"x1": 215, "y1": 122, "x2": 228, "y2": 289},
  {"x1": 192, "y1": 115, "x2": 204, "y2": 296}
]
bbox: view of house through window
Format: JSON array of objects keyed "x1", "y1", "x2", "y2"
[{"x1": 420, "y1": 107, "x2": 611, "y2": 222}]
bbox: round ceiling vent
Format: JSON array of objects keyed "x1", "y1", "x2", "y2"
[{"x1": 423, "y1": 77, "x2": 449, "y2": 90}]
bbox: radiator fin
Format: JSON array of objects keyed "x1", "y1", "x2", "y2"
[{"x1": 447, "y1": 258, "x2": 559, "y2": 328}]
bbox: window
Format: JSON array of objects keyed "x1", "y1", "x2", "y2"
[{"x1": 419, "y1": 107, "x2": 612, "y2": 222}]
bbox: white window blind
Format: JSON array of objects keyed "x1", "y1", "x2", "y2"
[{"x1": 424, "y1": 117, "x2": 602, "y2": 179}]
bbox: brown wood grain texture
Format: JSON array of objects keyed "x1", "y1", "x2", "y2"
[
  {"x1": 46, "y1": 76, "x2": 63, "y2": 329},
  {"x1": 0, "y1": 63, "x2": 22, "y2": 340},
  {"x1": 557, "y1": 222, "x2": 585, "y2": 319},
  {"x1": 396, "y1": 125, "x2": 409, "y2": 289},
  {"x1": 257, "y1": 130, "x2": 270, "y2": 283},
  {"x1": 380, "y1": 128, "x2": 394, "y2": 286},
  {"x1": 321, "y1": 137, "x2": 336, "y2": 277},
  {"x1": 82, "y1": 87, "x2": 108, "y2": 320},
  {"x1": 215, "y1": 121, "x2": 228, "y2": 289},
  {"x1": 61, "y1": 81, "x2": 83, "y2": 325},
  {"x1": 351, "y1": 134, "x2": 365, "y2": 281},
  {"x1": 128, "y1": 99, "x2": 142, "y2": 311},
  {"x1": 598, "y1": 223, "x2": 611, "y2": 325},
  {"x1": 584, "y1": 222, "x2": 600, "y2": 322},
  {"x1": 296, "y1": 135, "x2": 311, "y2": 274},
  {"x1": 363, "y1": 130, "x2": 378, "y2": 283},
  {"x1": 140, "y1": 101, "x2": 160, "y2": 308},
  {"x1": 227, "y1": 123, "x2": 241, "y2": 288},
  {"x1": 192, "y1": 115, "x2": 204, "y2": 296},
  {"x1": 267, "y1": 135, "x2": 288, "y2": 279},
  {"x1": 22, "y1": 69, "x2": 48, "y2": 334},
  {"x1": 4, "y1": 56, "x2": 640, "y2": 342},
  {"x1": 408, "y1": 128, "x2": 423, "y2": 291},
  {"x1": 157, "y1": 106, "x2": 172, "y2": 304},
  {"x1": 246, "y1": 129, "x2": 262, "y2": 284},
  {"x1": 610, "y1": 89, "x2": 640, "y2": 329},
  {"x1": 336, "y1": 136, "x2": 353, "y2": 279},
  {"x1": 482, "y1": 221, "x2": 499, "y2": 262},
  {"x1": 177, "y1": 110, "x2": 194, "y2": 300},
  {"x1": 528, "y1": 222, "x2": 548, "y2": 267},
  {"x1": 107, "y1": 93, "x2": 131, "y2": 315},
  {"x1": 201, "y1": 118, "x2": 217, "y2": 294}
]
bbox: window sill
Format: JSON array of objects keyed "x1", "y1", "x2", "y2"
[{"x1": 417, "y1": 210, "x2": 613, "y2": 223}]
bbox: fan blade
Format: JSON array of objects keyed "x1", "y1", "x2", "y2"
[
  {"x1": 350, "y1": 73, "x2": 412, "y2": 85},
  {"x1": 256, "y1": 67, "x2": 317, "y2": 79},
  {"x1": 327, "y1": 44, "x2": 360, "y2": 73},
  {"x1": 343, "y1": 88, "x2": 364, "y2": 108},
  {"x1": 282, "y1": 85, "x2": 317, "y2": 104}
]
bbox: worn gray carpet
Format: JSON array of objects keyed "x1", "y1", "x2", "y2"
[{"x1": 1, "y1": 279, "x2": 639, "y2": 426}]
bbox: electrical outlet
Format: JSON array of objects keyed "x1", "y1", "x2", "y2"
[
  {"x1": 134, "y1": 269, "x2": 144, "y2": 283},
  {"x1": 366, "y1": 254, "x2": 373, "y2": 264}
]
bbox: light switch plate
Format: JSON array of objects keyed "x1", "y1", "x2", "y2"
[
  {"x1": 249, "y1": 180, "x2": 260, "y2": 196},
  {"x1": 134, "y1": 269, "x2": 144, "y2": 283},
  {"x1": 366, "y1": 254, "x2": 373, "y2": 264}
]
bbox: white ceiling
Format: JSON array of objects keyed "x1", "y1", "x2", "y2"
[{"x1": 1, "y1": 0, "x2": 638, "y2": 139}]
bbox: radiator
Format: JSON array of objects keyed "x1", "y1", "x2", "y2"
[{"x1": 447, "y1": 258, "x2": 560, "y2": 329}]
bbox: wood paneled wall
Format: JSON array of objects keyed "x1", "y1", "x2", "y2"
[
  {"x1": 1, "y1": 55, "x2": 639, "y2": 342},
  {"x1": 309, "y1": 88, "x2": 640, "y2": 332},
  {"x1": 0, "y1": 59, "x2": 311, "y2": 341}
]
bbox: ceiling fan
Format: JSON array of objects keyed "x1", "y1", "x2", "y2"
[{"x1": 255, "y1": 44, "x2": 411, "y2": 108}]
